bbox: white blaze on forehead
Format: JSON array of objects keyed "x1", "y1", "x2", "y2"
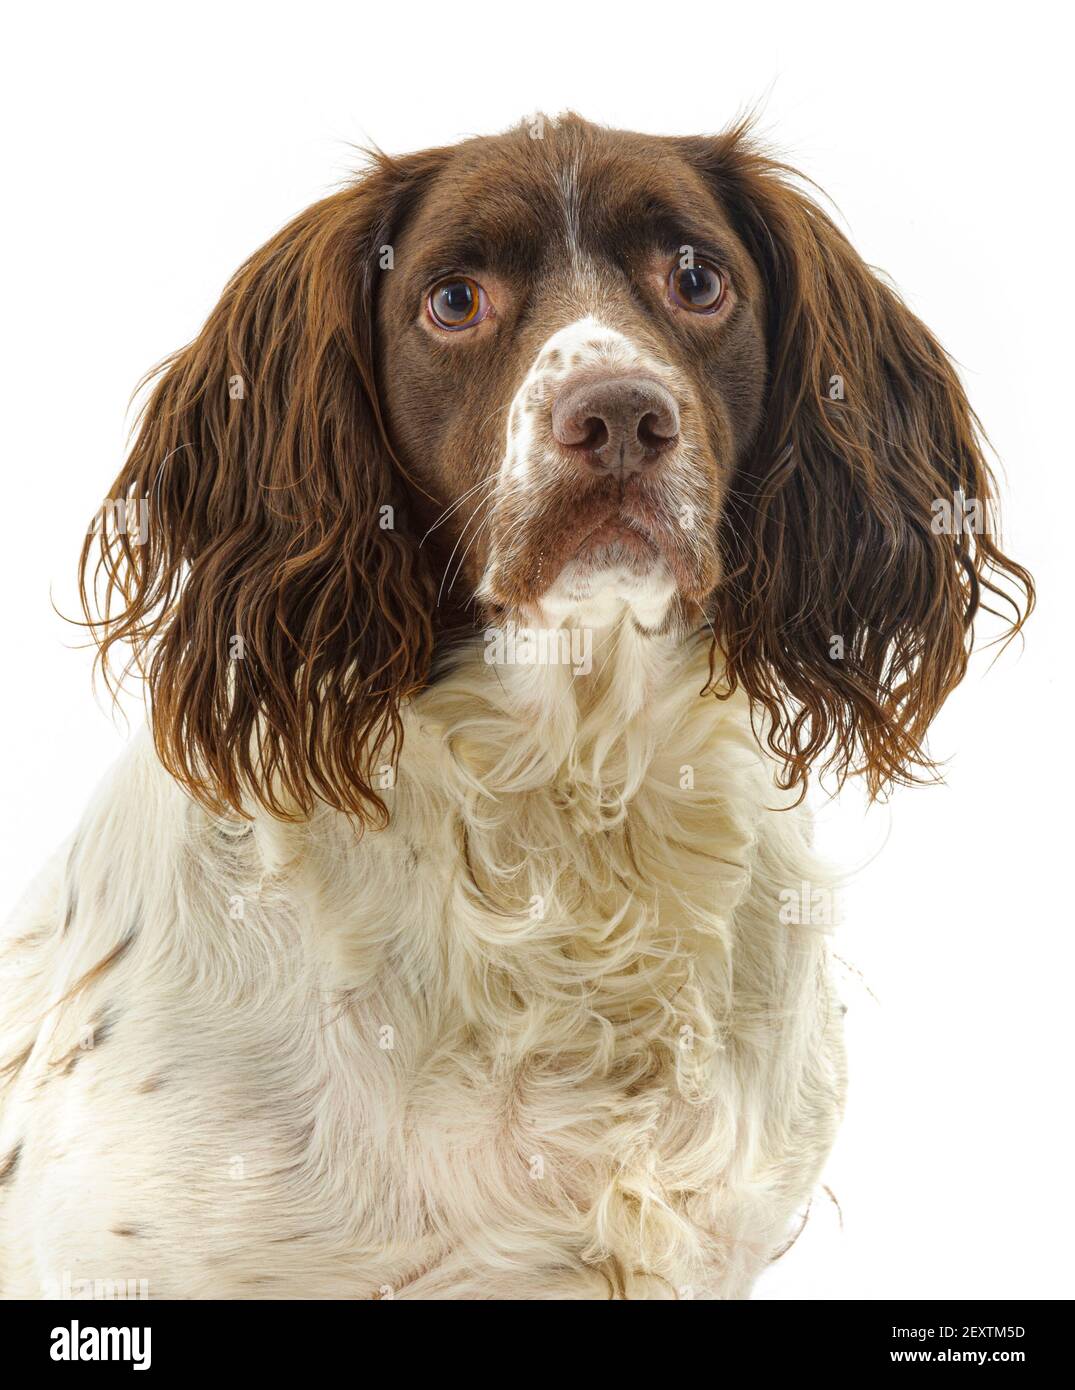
[{"x1": 557, "y1": 151, "x2": 584, "y2": 270}]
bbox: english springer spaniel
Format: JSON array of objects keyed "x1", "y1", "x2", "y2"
[{"x1": 0, "y1": 115, "x2": 1032, "y2": 1300}]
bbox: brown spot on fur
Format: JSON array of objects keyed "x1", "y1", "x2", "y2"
[
  {"x1": 62, "y1": 838, "x2": 83, "y2": 934},
  {"x1": 92, "y1": 1007, "x2": 117, "y2": 1047},
  {"x1": 137, "y1": 1074, "x2": 166, "y2": 1094},
  {"x1": 0, "y1": 1142, "x2": 23, "y2": 1187},
  {"x1": 51, "y1": 1005, "x2": 119, "y2": 1074},
  {"x1": 111, "y1": 1224, "x2": 142, "y2": 1238},
  {"x1": 52, "y1": 933, "x2": 135, "y2": 1013},
  {"x1": 0, "y1": 1041, "x2": 34, "y2": 1084},
  {"x1": 8, "y1": 923, "x2": 50, "y2": 951}
]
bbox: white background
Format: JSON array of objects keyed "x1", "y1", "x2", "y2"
[{"x1": 3, "y1": 1, "x2": 1071, "y2": 1299}]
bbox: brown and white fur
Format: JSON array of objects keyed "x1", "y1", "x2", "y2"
[{"x1": 0, "y1": 115, "x2": 1031, "y2": 1300}]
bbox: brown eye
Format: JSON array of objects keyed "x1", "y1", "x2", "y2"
[
  {"x1": 428, "y1": 276, "x2": 487, "y2": 330},
  {"x1": 668, "y1": 261, "x2": 725, "y2": 313}
]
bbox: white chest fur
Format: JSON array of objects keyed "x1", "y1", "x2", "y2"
[{"x1": 0, "y1": 624, "x2": 845, "y2": 1299}]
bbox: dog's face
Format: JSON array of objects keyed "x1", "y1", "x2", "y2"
[
  {"x1": 377, "y1": 126, "x2": 767, "y2": 629},
  {"x1": 82, "y1": 115, "x2": 1032, "y2": 822}
]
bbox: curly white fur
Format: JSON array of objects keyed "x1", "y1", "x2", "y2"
[{"x1": 0, "y1": 617, "x2": 845, "y2": 1299}]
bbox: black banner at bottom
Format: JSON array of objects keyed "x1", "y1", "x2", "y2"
[{"x1": 6, "y1": 1298, "x2": 1067, "y2": 1374}]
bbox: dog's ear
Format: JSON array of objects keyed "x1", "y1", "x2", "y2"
[
  {"x1": 677, "y1": 125, "x2": 1034, "y2": 798},
  {"x1": 80, "y1": 149, "x2": 447, "y2": 824}
]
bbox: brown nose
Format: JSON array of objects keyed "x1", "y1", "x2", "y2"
[{"x1": 551, "y1": 375, "x2": 680, "y2": 477}]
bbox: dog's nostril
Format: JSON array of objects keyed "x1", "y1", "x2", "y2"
[
  {"x1": 637, "y1": 410, "x2": 677, "y2": 449},
  {"x1": 580, "y1": 417, "x2": 609, "y2": 450}
]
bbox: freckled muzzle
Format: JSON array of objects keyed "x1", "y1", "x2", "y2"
[{"x1": 476, "y1": 315, "x2": 724, "y2": 612}]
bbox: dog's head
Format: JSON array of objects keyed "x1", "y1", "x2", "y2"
[
  {"x1": 376, "y1": 123, "x2": 769, "y2": 629},
  {"x1": 82, "y1": 115, "x2": 1032, "y2": 821}
]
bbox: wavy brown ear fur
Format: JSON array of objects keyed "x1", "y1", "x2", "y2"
[
  {"x1": 79, "y1": 148, "x2": 447, "y2": 824},
  {"x1": 680, "y1": 124, "x2": 1034, "y2": 799}
]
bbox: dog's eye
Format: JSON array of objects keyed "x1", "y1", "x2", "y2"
[
  {"x1": 668, "y1": 262, "x2": 725, "y2": 313},
  {"x1": 428, "y1": 277, "x2": 487, "y2": 330}
]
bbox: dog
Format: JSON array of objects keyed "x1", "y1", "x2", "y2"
[{"x1": 0, "y1": 114, "x2": 1032, "y2": 1299}]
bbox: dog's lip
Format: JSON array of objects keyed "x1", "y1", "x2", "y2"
[{"x1": 571, "y1": 516, "x2": 657, "y2": 558}]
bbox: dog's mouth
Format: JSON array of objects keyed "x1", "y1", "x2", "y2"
[
  {"x1": 535, "y1": 498, "x2": 689, "y2": 619},
  {"x1": 570, "y1": 514, "x2": 660, "y2": 570},
  {"x1": 482, "y1": 468, "x2": 719, "y2": 612}
]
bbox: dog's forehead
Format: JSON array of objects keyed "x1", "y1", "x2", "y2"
[{"x1": 397, "y1": 122, "x2": 742, "y2": 278}]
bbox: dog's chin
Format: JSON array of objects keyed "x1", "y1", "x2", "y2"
[
  {"x1": 483, "y1": 505, "x2": 716, "y2": 629},
  {"x1": 536, "y1": 532, "x2": 678, "y2": 630}
]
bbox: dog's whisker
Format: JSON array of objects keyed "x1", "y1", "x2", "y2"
[
  {"x1": 420, "y1": 474, "x2": 497, "y2": 547},
  {"x1": 437, "y1": 490, "x2": 496, "y2": 607}
]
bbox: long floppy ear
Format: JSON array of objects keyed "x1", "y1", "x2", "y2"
[
  {"x1": 679, "y1": 125, "x2": 1034, "y2": 799},
  {"x1": 80, "y1": 149, "x2": 446, "y2": 824}
]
